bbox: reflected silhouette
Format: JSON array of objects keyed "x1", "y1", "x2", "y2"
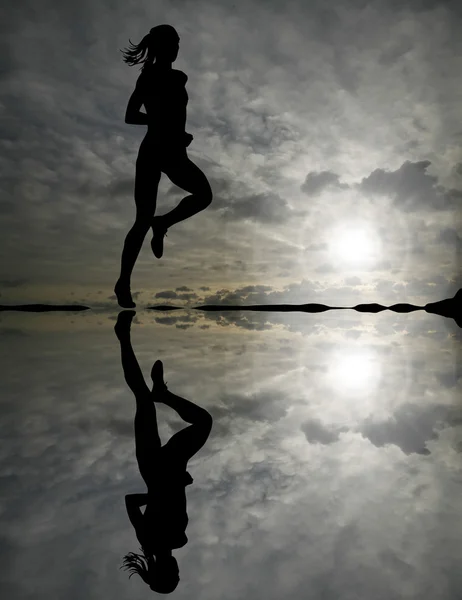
[
  {"x1": 114, "y1": 24, "x2": 213, "y2": 309},
  {"x1": 115, "y1": 310, "x2": 212, "y2": 593}
]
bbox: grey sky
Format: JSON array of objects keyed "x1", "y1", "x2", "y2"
[
  {"x1": 1, "y1": 1, "x2": 461, "y2": 597},
  {"x1": 1, "y1": 0, "x2": 461, "y2": 306}
]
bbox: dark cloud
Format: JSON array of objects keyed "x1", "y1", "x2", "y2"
[
  {"x1": 378, "y1": 37, "x2": 415, "y2": 67},
  {"x1": 202, "y1": 285, "x2": 274, "y2": 306},
  {"x1": 399, "y1": 275, "x2": 456, "y2": 301},
  {"x1": 437, "y1": 228, "x2": 462, "y2": 250},
  {"x1": 218, "y1": 191, "x2": 299, "y2": 224},
  {"x1": 436, "y1": 368, "x2": 461, "y2": 389},
  {"x1": 154, "y1": 316, "x2": 181, "y2": 326},
  {"x1": 358, "y1": 403, "x2": 451, "y2": 455},
  {"x1": 153, "y1": 314, "x2": 198, "y2": 326},
  {"x1": 202, "y1": 311, "x2": 275, "y2": 331},
  {"x1": 0, "y1": 279, "x2": 28, "y2": 288},
  {"x1": 301, "y1": 170, "x2": 349, "y2": 196},
  {"x1": 378, "y1": 549, "x2": 415, "y2": 580},
  {"x1": 357, "y1": 160, "x2": 461, "y2": 212},
  {"x1": 301, "y1": 418, "x2": 347, "y2": 445},
  {"x1": 178, "y1": 292, "x2": 198, "y2": 302},
  {"x1": 106, "y1": 177, "x2": 134, "y2": 198},
  {"x1": 154, "y1": 290, "x2": 179, "y2": 299}
]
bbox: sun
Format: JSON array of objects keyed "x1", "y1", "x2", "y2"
[
  {"x1": 329, "y1": 222, "x2": 382, "y2": 267},
  {"x1": 327, "y1": 348, "x2": 382, "y2": 395}
]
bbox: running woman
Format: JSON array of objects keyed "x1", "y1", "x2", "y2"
[{"x1": 115, "y1": 25, "x2": 213, "y2": 308}]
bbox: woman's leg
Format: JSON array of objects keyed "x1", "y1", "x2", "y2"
[
  {"x1": 114, "y1": 311, "x2": 161, "y2": 479},
  {"x1": 150, "y1": 152, "x2": 213, "y2": 258},
  {"x1": 115, "y1": 145, "x2": 162, "y2": 307},
  {"x1": 135, "y1": 397, "x2": 162, "y2": 484},
  {"x1": 115, "y1": 310, "x2": 151, "y2": 398},
  {"x1": 158, "y1": 389, "x2": 213, "y2": 463}
]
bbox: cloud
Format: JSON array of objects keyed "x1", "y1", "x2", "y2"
[
  {"x1": 0, "y1": 279, "x2": 28, "y2": 288},
  {"x1": 154, "y1": 290, "x2": 179, "y2": 299},
  {"x1": 153, "y1": 314, "x2": 199, "y2": 327},
  {"x1": 357, "y1": 160, "x2": 461, "y2": 212},
  {"x1": 358, "y1": 402, "x2": 450, "y2": 455},
  {"x1": 344, "y1": 329, "x2": 362, "y2": 339},
  {"x1": 178, "y1": 292, "x2": 198, "y2": 301},
  {"x1": 344, "y1": 276, "x2": 362, "y2": 286},
  {"x1": 217, "y1": 191, "x2": 299, "y2": 223},
  {"x1": 154, "y1": 316, "x2": 182, "y2": 326},
  {"x1": 436, "y1": 368, "x2": 462, "y2": 389},
  {"x1": 300, "y1": 418, "x2": 347, "y2": 445},
  {"x1": 301, "y1": 170, "x2": 349, "y2": 196},
  {"x1": 437, "y1": 228, "x2": 462, "y2": 250},
  {"x1": 315, "y1": 262, "x2": 336, "y2": 274},
  {"x1": 202, "y1": 285, "x2": 274, "y2": 305}
]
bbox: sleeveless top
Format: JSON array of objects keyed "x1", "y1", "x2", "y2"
[
  {"x1": 138, "y1": 64, "x2": 189, "y2": 143},
  {"x1": 139, "y1": 464, "x2": 194, "y2": 551}
]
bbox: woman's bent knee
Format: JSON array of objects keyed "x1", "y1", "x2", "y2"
[
  {"x1": 202, "y1": 186, "x2": 213, "y2": 207},
  {"x1": 200, "y1": 410, "x2": 213, "y2": 431}
]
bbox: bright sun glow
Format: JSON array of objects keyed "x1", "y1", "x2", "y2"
[
  {"x1": 327, "y1": 349, "x2": 382, "y2": 395},
  {"x1": 329, "y1": 223, "x2": 382, "y2": 267}
]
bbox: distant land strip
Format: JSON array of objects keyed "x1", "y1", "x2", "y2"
[
  {"x1": 0, "y1": 304, "x2": 90, "y2": 312},
  {"x1": 0, "y1": 289, "x2": 459, "y2": 327},
  {"x1": 187, "y1": 289, "x2": 461, "y2": 328}
]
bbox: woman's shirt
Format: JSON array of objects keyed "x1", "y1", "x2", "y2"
[
  {"x1": 138, "y1": 63, "x2": 189, "y2": 143},
  {"x1": 138, "y1": 461, "x2": 194, "y2": 551}
]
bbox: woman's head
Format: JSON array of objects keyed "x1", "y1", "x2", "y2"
[
  {"x1": 121, "y1": 547, "x2": 180, "y2": 594},
  {"x1": 121, "y1": 25, "x2": 180, "y2": 70}
]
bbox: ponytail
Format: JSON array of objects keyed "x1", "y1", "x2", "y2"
[
  {"x1": 120, "y1": 33, "x2": 153, "y2": 71},
  {"x1": 120, "y1": 547, "x2": 151, "y2": 582},
  {"x1": 120, "y1": 24, "x2": 178, "y2": 71}
]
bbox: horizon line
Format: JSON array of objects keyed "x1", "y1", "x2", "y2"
[{"x1": 0, "y1": 289, "x2": 460, "y2": 326}]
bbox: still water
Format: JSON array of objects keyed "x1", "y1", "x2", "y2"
[{"x1": 0, "y1": 308, "x2": 460, "y2": 599}]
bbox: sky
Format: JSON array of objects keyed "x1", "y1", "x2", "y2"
[
  {"x1": 0, "y1": 1, "x2": 461, "y2": 598},
  {"x1": 1, "y1": 0, "x2": 461, "y2": 308}
]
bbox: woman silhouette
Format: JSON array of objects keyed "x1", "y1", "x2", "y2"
[
  {"x1": 115, "y1": 310, "x2": 212, "y2": 593},
  {"x1": 115, "y1": 24, "x2": 213, "y2": 308}
]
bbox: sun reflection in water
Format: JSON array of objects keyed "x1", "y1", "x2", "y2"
[{"x1": 327, "y1": 348, "x2": 382, "y2": 395}]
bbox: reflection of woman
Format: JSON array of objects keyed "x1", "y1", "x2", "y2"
[
  {"x1": 114, "y1": 24, "x2": 213, "y2": 308},
  {"x1": 115, "y1": 311, "x2": 212, "y2": 594}
]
